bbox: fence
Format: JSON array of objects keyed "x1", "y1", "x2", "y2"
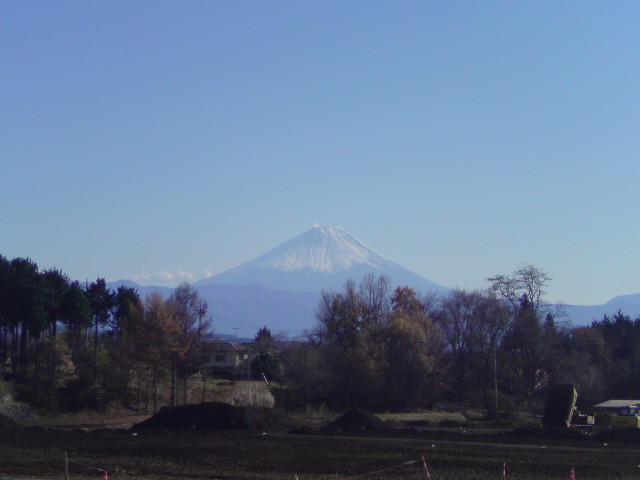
[{"x1": 0, "y1": 454, "x2": 579, "y2": 480}]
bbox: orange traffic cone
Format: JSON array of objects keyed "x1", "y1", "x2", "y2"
[
  {"x1": 103, "y1": 471, "x2": 109, "y2": 480},
  {"x1": 569, "y1": 467, "x2": 575, "y2": 480}
]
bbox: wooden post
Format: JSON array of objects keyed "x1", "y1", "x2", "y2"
[{"x1": 64, "y1": 451, "x2": 69, "y2": 480}]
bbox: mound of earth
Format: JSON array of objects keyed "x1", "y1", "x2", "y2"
[
  {"x1": 592, "y1": 428, "x2": 640, "y2": 442},
  {"x1": 0, "y1": 412, "x2": 20, "y2": 430},
  {"x1": 509, "y1": 425, "x2": 591, "y2": 441},
  {"x1": 131, "y1": 402, "x2": 298, "y2": 431},
  {"x1": 323, "y1": 407, "x2": 395, "y2": 434},
  {"x1": 550, "y1": 428, "x2": 590, "y2": 440}
]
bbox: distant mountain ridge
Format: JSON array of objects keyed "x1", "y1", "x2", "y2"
[
  {"x1": 112, "y1": 277, "x2": 640, "y2": 336},
  {"x1": 113, "y1": 226, "x2": 640, "y2": 334},
  {"x1": 562, "y1": 294, "x2": 640, "y2": 325},
  {"x1": 108, "y1": 279, "x2": 320, "y2": 336},
  {"x1": 112, "y1": 226, "x2": 448, "y2": 336}
]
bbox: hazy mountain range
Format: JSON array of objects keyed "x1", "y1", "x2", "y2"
[
  {"x1": 109, "y1": 226, "x2": 640, "y2": 336},
  {"x1": 561, "y1": 294, "x2": 640, "y2": 326}
]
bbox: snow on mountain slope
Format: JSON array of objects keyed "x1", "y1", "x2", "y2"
[
  {"x1": 243, "y1": 226, "x2": 387, "y2": 273},
  {"x1": 195, "y1": 226, "x2": 449, "y2": 294}
]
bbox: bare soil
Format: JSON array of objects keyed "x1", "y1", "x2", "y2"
[
  {"x1": 3, "y1": 411, "x2": 640, "y2": 480},
  {"x1": 131, "y1": 402, "x2": 298, "y2": 431}
]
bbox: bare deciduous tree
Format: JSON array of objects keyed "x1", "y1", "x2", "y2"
[
  {"x1": 435, "y1": 288, "x2": 508, "y2": 412},
  {"x1": 358, "y1": 273, "x2": 391, "y2": 331},
  {"x1": 170, "y1": 282, "x2": 210, "y2": 405},
  {"x1": 487, "y1": 264, "x2": 552, "y2": 317}
]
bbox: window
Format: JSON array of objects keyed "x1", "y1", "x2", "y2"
[{"x1": 215, "y1": 354, "x2": 226, "y2": 363}]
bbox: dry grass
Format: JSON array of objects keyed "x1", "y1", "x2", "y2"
[
  {"x1": 24, "y1": 410, "x2": 150, "y2": 429},
  {"x1": 378, "y1": 410, "x2": 469, "y2": 426},
  {"x1": 26, "y1": 379, "x2": 275, "y2": 429},
  {"x1": 206, "y1": 380, "x2": 275, "y2": 408},
  {"x1": 289, "y1": 404, "x2": 339, "y2": 425},
  {"x1": 291, "y1": 406, "x2": 512, "y2": 429},
  {"x1": 379, "y1": 408, "x2": 541, "y2": 429}
]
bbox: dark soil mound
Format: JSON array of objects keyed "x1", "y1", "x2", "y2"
[
  {"x1": 509, "y1": 425, "x2": 591, "y2": 440},
  {"x1": 0, "y1": 412, "x2": 20, "y2": 430},
  {"x1": 323, "y1": 407, "x2": 395, "y2": 434},
  {"x1": 592, "y1": 428, "x2": 640, "y2": 442},
  {"x1": 550, "y1": 428, "x2": 590, "y2": 440},
  {"x1": 131, "y1": 402, "x2": 298, "y2": 431}
]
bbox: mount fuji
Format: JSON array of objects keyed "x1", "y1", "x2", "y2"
[
  {"x1": 112, "y1": 226, "x2": 640, "y2": 334},
  {"x1": 113, "y1": 226, "x2": 448, "y2": 336},
  {"x1": 195, "y1": 225, "x2": 448, "y2": 294}
]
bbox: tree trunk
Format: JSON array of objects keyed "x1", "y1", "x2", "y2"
[
  {"x1": 136, "y1": 368, "x2": 142, "y2": 412},
  {"x1": 170, "y1": 357, "x2": 176, "y2": 407},
  {"x1": 33, "y1": 333, "x2": 41, "y2": 384},
  {"x1": 93, "y1": 318, "x2": 98, "y2": 384},
  {"x1": 183, "y1": 366, "x2": 188, "y2": 405},
  {"x1": 1, "y1": 327, "x2": 6, "y2": 373},
  {"x1": 144, "y1": 366, "x2": 151, "y2": 412},
  {"x1": 47, "y1": 336, "x2": 55, "y2": 383},
  {"x1": 11, "y1": 324, "x2": 18, "y2": 376},
  {"x1": 19, "y1": 322, "x2": 28, "y2": 378},
  {"x1": 70, "y1": 325, "x2": 76, "y2": 361},
  {"x1": 152, "y1": 365, "x2": 158, "y2": 414}
]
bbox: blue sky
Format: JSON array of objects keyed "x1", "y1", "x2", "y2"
[{"x1": 2, "y1": 2, "x2": 639, "y2": 306}]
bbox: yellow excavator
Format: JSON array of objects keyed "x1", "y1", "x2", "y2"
[{"x1": 542, "y1": 384, "x2": 640, "y2": 433}]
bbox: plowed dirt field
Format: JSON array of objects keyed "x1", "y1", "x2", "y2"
[{"x1": 1, "y1": 426, "x2": 639, "y2": 480}]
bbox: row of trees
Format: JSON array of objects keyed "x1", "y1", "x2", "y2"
[
  {"x1": 274, "y1": 267, "x2": 640, "y2": 415},
  {"x1": 0, "y1": 255, "x2": 210, "y2": 412},
  {"x1": 4, "y1": 254, "x2": 640, "y2": 416}
]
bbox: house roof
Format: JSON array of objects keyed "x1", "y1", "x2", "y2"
[
  {"x1": 206, "y1": 340, "x2": 252, "y2": 353},
  {"x1": 593, "y1": 400, "x2": 640, "y2": 409}
]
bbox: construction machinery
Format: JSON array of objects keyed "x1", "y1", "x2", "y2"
[{"x1": 542, "y1": 384, "x2": 640, "y2": 434}]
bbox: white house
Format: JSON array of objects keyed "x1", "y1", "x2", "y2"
[{"x1": 203, "y1": 340, "x2": 253, "y2": 377}]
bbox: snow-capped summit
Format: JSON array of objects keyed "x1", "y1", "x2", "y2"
[
  {"x1": 245, "y1": 225, "x2": 386, "y2": 273},
  {"x1": 195, "y1": 226, "x2": 448, "y2": 294}
]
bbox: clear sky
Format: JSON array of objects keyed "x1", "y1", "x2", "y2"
[{"x1": 2, "y1": 1, "x2": 639, "y2": 306}]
